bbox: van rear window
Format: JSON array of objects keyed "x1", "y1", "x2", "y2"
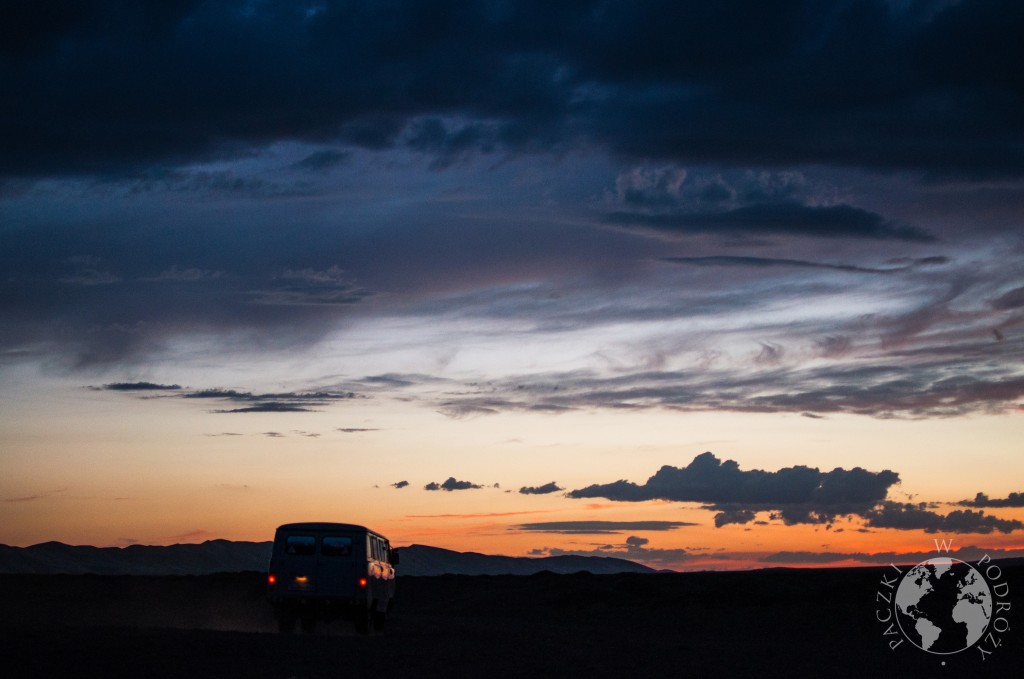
[
  {"x1": 285, "y1": 535, "x2": 316, "y2": 555},
  {"x1": 322, "y1": 536, "x2": 353, "y2": 556}
]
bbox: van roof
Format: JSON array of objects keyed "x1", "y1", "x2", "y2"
[{"x1": 276, "y1": 522, "x2": 381, "y2": 535}]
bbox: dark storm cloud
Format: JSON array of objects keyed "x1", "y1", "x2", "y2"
[
  {"x1": 0, "y1": 0, "x2": 570, "y2": 177},
  {"x1": 518, "y1": 482, "x2": 564, "y2": 495},
  {"x1": 514, "y1": 521, "x2": 695, "y2": 534},
  {"x1": 2, "y1": 1, "x2": 1023, "y2": 178},
  {"x1": 424, "y1": 477, "x2": 483, "y2": 492},
  {"x1": 959, "y1": 492, "x2": 1024, "y2": 508},
  {"x1": 392, "y1": 480, "x2": 410, "y2": 489},
  {"x1": 864, "y1": 502, "x2": 1023, "y2": 534}
]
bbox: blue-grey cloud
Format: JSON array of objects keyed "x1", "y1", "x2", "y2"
[
  {"x1": 392, "y1": 480, "x2": 410, "y2": 489},
  {"x1": 290, "y1": 149, "x2": 351, "y2": 172},
  {"x1": 215, "y1": 403, "x2": 316, "y2": 414},
  {"x1": 609, "y1": 202, "x2": 933, "y2": 241},
  {"x1": 0, "y1": 203, "x2": 659, "y2": 366},
  {"x1": 185, "y1": 389, "x2": 355, "y2": 403},
  {"x1": 662, "y1": 255, "x2": 948, "y2": 275},
  {"x1": 414, "y1": 356, "x2": 1024, "y2": 419},
  {"x1": 992, "y1": 286, "x2": 1024, "y2": 311}
]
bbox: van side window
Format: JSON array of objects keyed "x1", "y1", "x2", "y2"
[
  {"x1": 285, "y1": 535, "x2": 316, "y2": 555},
  {"x1": 322, "y1": 536, "x2": 352, "y2": 556}
]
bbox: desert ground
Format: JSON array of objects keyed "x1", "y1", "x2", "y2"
[{"x1": 1, "y1": 565, "x2": 1019, "y2": 678}]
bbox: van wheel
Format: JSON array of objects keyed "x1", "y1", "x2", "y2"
[
  {"x1": 354, "y1": 606, "x2": 374, "y2": 635},
  {"x1": 275, "y1": 610, "x2": 296, "y2": 634}
]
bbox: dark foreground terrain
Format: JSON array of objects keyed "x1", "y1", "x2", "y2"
[{"x1": 1, "y1": 565, "x2": 1019, "y2": 678}]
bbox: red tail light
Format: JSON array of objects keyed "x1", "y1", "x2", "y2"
[
  {"x1": 268, "y1": 573, "x2": 277, "y2": 586},
  {"x1": 358, "y1": 577, "x2": 368, "y2": 588}
]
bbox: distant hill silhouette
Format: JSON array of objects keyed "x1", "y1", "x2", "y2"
[
  {"x1": 0, "y1": 541, "x2": 654, "y2": 576},
  {"x1": 394, "y1": 544, "x2": 655, "y2": 575},
  {"x1": 0, "y1": 540, "x2": 273, "y2": 576}
]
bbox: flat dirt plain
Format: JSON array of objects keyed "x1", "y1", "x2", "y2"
[{"x1": 1, "y1": 564, "x2": 1019, "y2": 678}]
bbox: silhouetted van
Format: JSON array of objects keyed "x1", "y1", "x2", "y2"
[{"x1": 267, "y1": 522, "x2": 398, "y2": 634}]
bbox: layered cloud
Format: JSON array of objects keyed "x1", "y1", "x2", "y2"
[
  {"x1": 514, "y1": 521, "x2": 695, "y2": 534},
  {"x1": 96, "y1": 383, "x2": 360, "y2": 414},
  {"x1": 1, "y1": 1, "x2": 1021, "y2": 431},
  {"x1": 421, "y1": 355, "x2": 1024, "y2": 419},
  {"x1": 98, "y1": 382, "x2": 182, "y2": 391}
]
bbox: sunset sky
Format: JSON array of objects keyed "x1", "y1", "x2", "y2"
[{"x1": 2, "y1": 1, "x2": 1023, "y2": 571}]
